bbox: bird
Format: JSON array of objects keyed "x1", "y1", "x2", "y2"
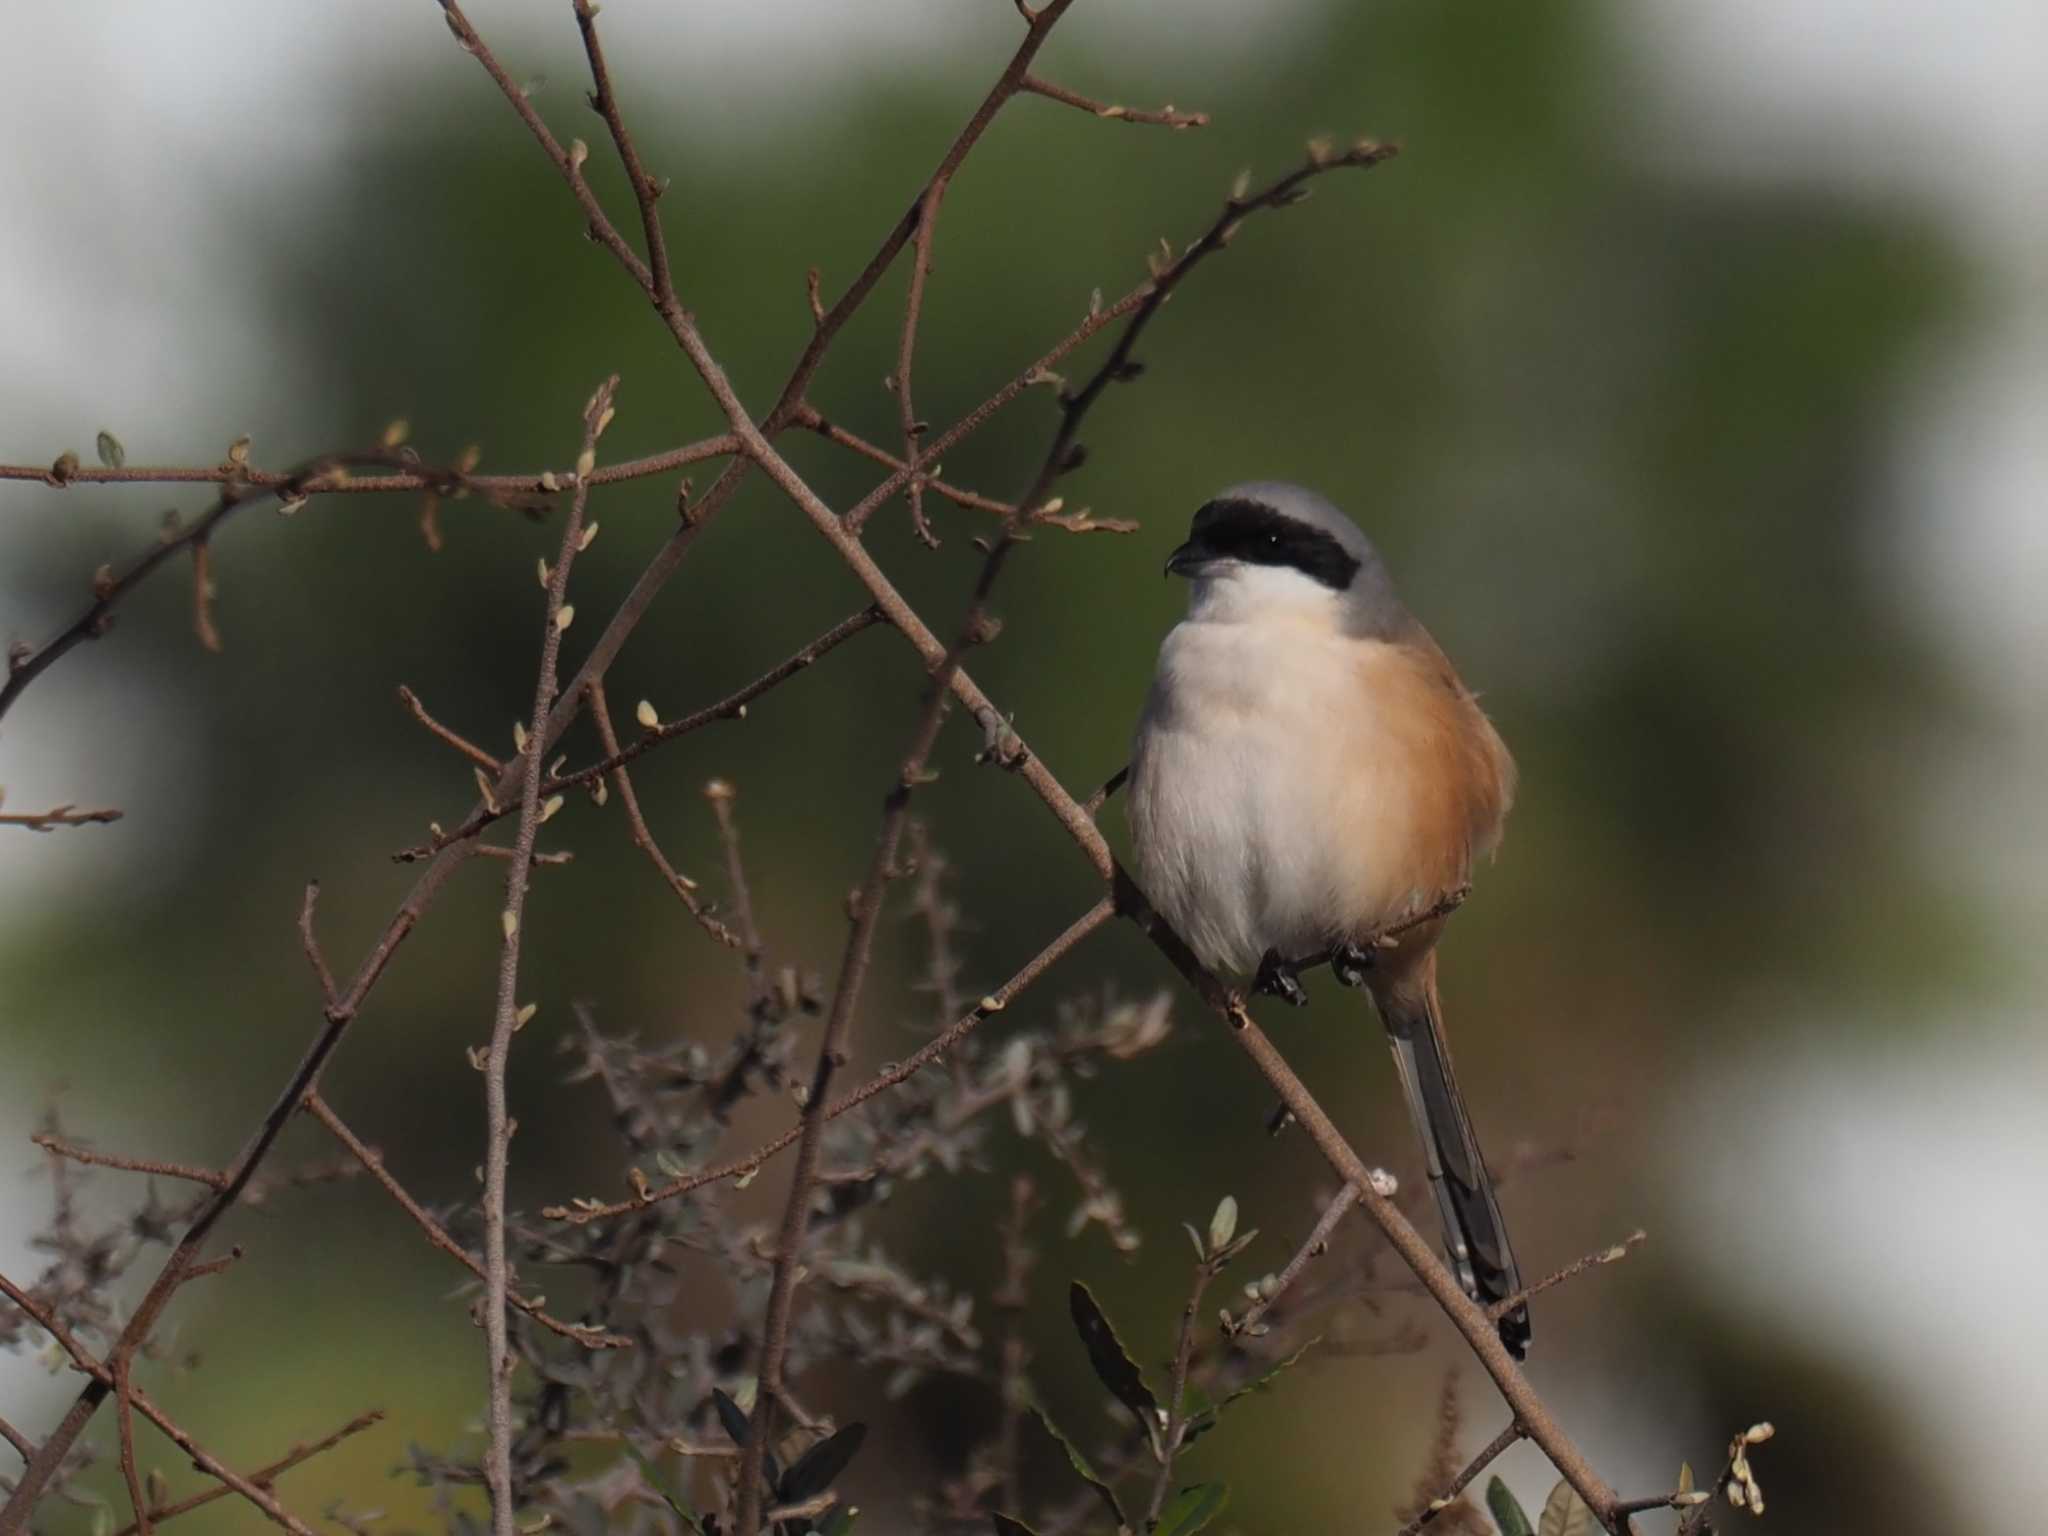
[{"x1": 1125, "y1": 481, "x2": 1529, "y2": 1357}]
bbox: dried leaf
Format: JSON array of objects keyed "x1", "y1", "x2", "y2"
[{"x1": 1536, "y1": 1480, "x2": 1597, "y2": 1536}]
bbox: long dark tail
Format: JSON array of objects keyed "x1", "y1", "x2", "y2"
[{"x1": 1371, "y1": 956, "x2": 1529, "y2": 1358}]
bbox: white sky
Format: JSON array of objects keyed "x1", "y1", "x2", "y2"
[{"x1": 3, "y1": 1, "x2": 2044, "y2": 1526}]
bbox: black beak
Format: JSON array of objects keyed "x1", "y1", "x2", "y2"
[{"x1": 1163, "y1": 540, "x2": 1203, "y2": 579}]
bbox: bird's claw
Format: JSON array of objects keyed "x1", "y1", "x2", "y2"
[
  {"x1": 1330, "y1": 941, "x2": 1378, "y2": 989},
  {"x1": 1253, "y1": 949, "x2": 1310, "y2": 1008}
]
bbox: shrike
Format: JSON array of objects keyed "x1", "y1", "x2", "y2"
[{"x1": 1127, "y1": 482, "x2": 1530, "y2": 1357}]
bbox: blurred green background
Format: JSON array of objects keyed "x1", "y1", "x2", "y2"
[{"x1": 5, "y1": 0, "x2": 2044, "y2": 1531}]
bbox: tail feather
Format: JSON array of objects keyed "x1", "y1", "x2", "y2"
[{"x1": 1373, "y1": 962, "x2": 1529, "y2": 1359}]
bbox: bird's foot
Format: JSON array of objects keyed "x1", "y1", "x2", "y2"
[
  {"x1": 1330, "y1": 941, "x2": 1379, "y2": 989},
  {"x1": 1253, "y1": 949, "x2": 1310, "y2": 1008}
]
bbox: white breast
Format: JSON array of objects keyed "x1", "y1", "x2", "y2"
[{"x1": 1126, "y1": 613, "x2": 1436, "y2": 976}]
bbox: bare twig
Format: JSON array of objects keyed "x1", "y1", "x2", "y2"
[
  {"x1": 584, "y1": 679, "x2": 740, "y2": 947},
  {"x1": 1487, "y1": 1231, "x2": 1647, "y2": 1322},
  {"x1": 1395, "y1": 1420, "x2": 1527, "y2": 1536},
  {"x1": 1226, "y1": 1183, "x2": 1361, "y2": 1338},
  {"x1": 303, "y1": 1094, "x2": 629, "y2": 1349},
  {"x1": 397, "y1": 686, "x2": 505, "y2": 774},
  {"x1": 1020, "y1": 74, "x2": 1209, "y2": 129},
  {"x1": 104, "y1": 1411, "x2": 385, "y2": 1536},
  {"x1": 0, "y1": 1415, "x2": 31, "y2": 1465},
  {"x1": 480, "y1": 376, "x2": 616, "y2": 1536},
  {"x1": 735, "y1": 626, "x2": 992, "y2": 1535},
  {"x1": 0, "y1": 805, "x2": 124, "y2": 831},
  {"x1": 27, "y1": 1136, "x2": 226, "y2": 1191},
  {"x1": 391, "y1": 606, "x2": 883, "y2": 860},
  {"x1": 544, "y1": 896, "x2": 1112, "y2": 1225}
]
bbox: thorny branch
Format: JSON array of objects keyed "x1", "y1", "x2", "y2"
[
  {"x1": 479, "y1": 376, "x2": 616, "y2": 1536},
  {"x1": 0, "y1": 2, "x2": 1693, "y2": 1532}
]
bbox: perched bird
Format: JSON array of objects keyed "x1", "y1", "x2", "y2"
[{"x1": 1126, "y1": 482, "x2": 1529, "y2": 1357}]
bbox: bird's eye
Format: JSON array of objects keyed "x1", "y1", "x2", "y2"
[{"x1": 1265, "y1": 533, "x2": 1280, "y2": 546}]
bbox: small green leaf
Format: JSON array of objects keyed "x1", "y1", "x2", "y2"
[
  {"x1": 619, "y1": 1440, "x2": 704, "y2": 1534},
  {"x1": 1677, "y1": 1461, "x2": 1694, "y2": 1496},
  {"x1": 1207, "y1": 1196, "x2": 1238, "y2": 1254},
  {"x1": 1155, "y1": 1482, "x2": 1229, "y2": 1536},
  {"x1": 95, "y1": 430, "x2": 125, "y2": 469},
  {"x1": 1536, "y1": 1479, "x2": 1597, "y2": 1536},
  {"x1": 780, "y1": 1422, "x2": 868, "y2": 1502},
  {"x1": 1485, "y1": 1476, "x2": 1533, "y2": 1536},
  {"x1": 1068, "y1": 1280, "x2": 1160, "y2": 1428},
  {"x1": 990, "y1": 1516, "x2": 1042, "y2": 1536},
  {"x1": 1030, "y1": 1398, "x2": 1127, "y2": 1529}
]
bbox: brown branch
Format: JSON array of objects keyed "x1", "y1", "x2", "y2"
[
  {"x1": 893, "y1": 176, "x2": 949, "y2": 547},
  {"x1": 571, "y1": 0, "x2": 674, "y2": 299},
  {"x1": 303, "y1": 1094, "x2": 629, "y2": 1350},
  {"x1": 0, "y1": 436, "x2": 735, "y2": 495},
  {"x1": 0, "y1": 847, "x2": 478, "y2": 1534},
  {"x1": 27, "y1": 1135, "x2": 227, "y2": 1191},
  {"x1": 840, "y1": 285, "x2": 1151, "y2": 533},
  {"x1": 1020, "y1": 74, "x2": 1209, "y2": 129},
  {"x1": 104, "y1": 1411, "x2": 385, "y2": 1536},
  {"x1": 1487, "y1": 1230, "x2": 1646, "y2": 1322},
  {"x1": 0, "y1": 805, "x2": 124, "y2": 831},
  {"x1": 1225, "y1": 1182, "x2": 1361, "y2": 1338},
  {"x1": 0, "y1": 1273, "x2": 322, "y2": 1536},
  {"x1": 391, "y1": 606, "x2": 884, "y2": 861},
  {"x1": 114, "y1": 1356, "x2": 151, "y2": 1536},
  {"x1": 735, "y1": 623, "x2": 993, "y2": 1536},
  {"x1": 583, "y1": 679, "x2": 739, "y2": 947},
  {"x1": 1145, "y1": 1256, "x2": 1219, "y2": 1525},
  {"x1": 189, "y1": 539, "x2": 220, "y2": 654},
  {"x1": 794, "y1": 408, "x2": 1017, "y2": 521},
  {"x1": 0, "y1": 1415, "x2": 30, "y2": 1465},
  {"x1": 397, "y1": 686, "x2": 505, "y2": 773},
  {"x1": 1395, "y1": 1421, "x2": 1527, "y2": 1536},
  {"x1": 546, "y1": 888, "x2": 1110, "y2": 1221},
  {"x1": 481, "y1": 377, "x2": 615, "y2": 1536}
]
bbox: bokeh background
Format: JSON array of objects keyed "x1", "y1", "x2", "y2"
[{"x1": 4, "y1": 0, "x2": 2044, "y2": 1530}]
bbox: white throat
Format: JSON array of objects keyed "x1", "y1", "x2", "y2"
[{"x1": 1184, "y1": 561, "x2": 1350, "y2": 629}]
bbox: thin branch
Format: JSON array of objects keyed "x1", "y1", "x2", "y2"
[
  {"x1": 543, "y1": 894, "x2": 1110, "y2": 1223},
  {"x1": 303, "y1": 1094, "x2": 629, "y2": 1350},
  {"x1": 481, "y1": 376, "x2": 616, "y2": 1536},
  {"x1": 0, "y1": 805, "x2": 123, "y2": 831},
  {"x1": 391, "y1": 606, "x2": 884, "y2": 861},
  {"x1": 1020, "y1": 74, "x2": 1209, "y2": 129},
  {"x1": 27, "y1": 1136, "x2": 227, "y2": 1191},
  {"x1": 1395, "y1": 1421, "x2": 1527, "y2": 1536},
  {"x1": 892, "y1": 176, "x2": 950, "y2": 547},
  {"x1": 0, "y1": 1273, "x2": 323, "y2": 1536},
  {"x1": 1487, "y1": 1231, "x2": 1646, "y2": 1322},
  {"x1": 736, "y1": 625, "x2": 993, "y2": 1536},
  {"x1": 397, "y1": 686, "x2": 505, "y2": 774},
  {"x1": 1225, "y1": 1183, "x2": 1360, "y2": 1338},
  {"x1": 706, "y1": 780, "x2": 766, "y2": 996},
  {"x1": 0, "y1": 1415, "x2": 30, "y2": 1465},
  {"x1": 1145, "y1": 1259, "x2": 1218, "y2": 1524},
  {"x1": 0, "y1": 845, "x2": 478, "y2": 1534},
  {"x1": 0, "y1": 436, "x2": 735, "y2": 495},
  {"x1": 583, "y1": 679, "x2": 739, "y2": 947},
  {"x1": 104, "y1": 1411, "x2": 385, "y2": 1536}
]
